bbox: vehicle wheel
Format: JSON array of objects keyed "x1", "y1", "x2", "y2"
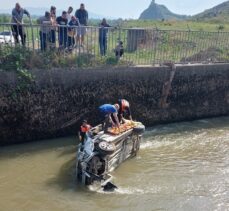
[
  {"x1": 96, "y1": 141, "x2": 116, "y2": 155},
  {"x1": 133, "y1": 124, "x2": 145, "y2": 134}
]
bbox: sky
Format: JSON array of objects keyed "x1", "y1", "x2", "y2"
[{"x1": 1, "y1": 0, "x2": 227, "y2": 19}]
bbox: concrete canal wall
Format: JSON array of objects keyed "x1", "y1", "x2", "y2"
[{"x1": 0, "y1": 63, "x2": 229, "y2": 145}]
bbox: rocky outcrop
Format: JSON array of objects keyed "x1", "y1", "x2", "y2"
[{"x1": 139, "y1": 0, "x2": 188, "y2": 20}]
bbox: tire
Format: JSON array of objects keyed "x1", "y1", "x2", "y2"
[
  {"x1": 133, "y1": 124, "x2": 145, "y2": 134},
  {"x1": 96, "y1": 141, "x2": 116, "y2": 155}
]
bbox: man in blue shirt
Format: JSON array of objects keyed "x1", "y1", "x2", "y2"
[
  {"x1": 99, "y1": 104, "x2": 120, "y2": 132},
  {"x1": 11, "y1": 3, "x2": 30, "y2": 46}
]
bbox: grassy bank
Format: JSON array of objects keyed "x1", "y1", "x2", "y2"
[
  {"x1": 0, "y1": 19, "x2": 228, "y2": 68},
  {"x1": 121, "y1": 20, "x2": 229, "y2": 32}
]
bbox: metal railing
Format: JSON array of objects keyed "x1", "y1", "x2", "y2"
[{"x1": 0, "y1": 23, "x2": 229, "y2": 66}]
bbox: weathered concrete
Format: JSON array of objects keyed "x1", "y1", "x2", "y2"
[{"x1": 0, "y1": 63, "x2": 229, "y2": 145}]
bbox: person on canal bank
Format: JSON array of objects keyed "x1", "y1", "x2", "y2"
[
  {"x1": 56, "y1": 11, "x2": 68, "y2": 49},
  {"x1": 67, "y1": 16, "x2": 80, "y2": 50},
  {"x1": 116, "y1": 99, "x2": 132, "y2": 123},
  {"x1": 37, "y1": 11, "x2": 51, "y2": 51},
  {"x1": 50, "y1": 6, "x2": 57, "y2": 48},
  {"x1": 99, "y1": 104, "x2": 120, "y2": 132},
  {"x1": 78, "y1": 120, "x2": 91, "y2": 145},
  {"x1": 114, "y1": 40, "x2": 124, "y2": 59},
  {"x1": 67, "y1": 6, "x2": 74, "y2": 23},
  {"x1": 99, "y1": 18, "x2": 111, "y2": 56},
  {"x1": 75, "y1": 3, "x2": 88, "y2": 47},
  {"x1": 11, "y1": 3, "x2": 30, "y2": 46}
]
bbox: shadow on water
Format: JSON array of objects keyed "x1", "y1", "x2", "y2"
[
  {"x1": 45, "y1": 151, "x2": 88, "y2": 194},
  {"x1": 45, "y1": 156, "x2": 76, "y2": 190}
]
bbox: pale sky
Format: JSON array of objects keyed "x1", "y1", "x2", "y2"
[{"x1": 1, "y1": 0, "x2": 227, "y2": 18}]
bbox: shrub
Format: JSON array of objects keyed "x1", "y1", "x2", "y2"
[{"x1": 217, "y1": 25, "x2": 225, "y2": 31}]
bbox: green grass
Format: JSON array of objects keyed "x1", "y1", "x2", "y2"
[{"x1": 121, "y1": 20, "x2": 229, "y2": 32}]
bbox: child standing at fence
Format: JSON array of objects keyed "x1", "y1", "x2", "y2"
[{"x1": 67, "y1": 16, "x2": 80, "y2": 50}]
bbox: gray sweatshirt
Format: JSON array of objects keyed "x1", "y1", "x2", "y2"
[
  {"x1": 37, "y1": 16, "x2": 52, "y2": 33},
  {"x1": 11, "y1": 8, "x2": 30, "y2": 24}
]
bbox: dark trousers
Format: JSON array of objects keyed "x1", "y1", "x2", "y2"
[
  {"x1": 50, "y1": 30, "x2": 56, "y2": 44},
  {"x1": 68, "y1": 36, "x2": 75, "y2": 48},
  {"x1": 39, "y1": 31, "x2": 49, "y2": 51},
  {"x1": 99, "y1": 36, "x2": 107, "y2": 56},
  {"x1": 58, "y1": 31, "x2": 67, "y2": 48},
  {"x1": 11, "y1": 25, "x2": 26, "y2": 46}
]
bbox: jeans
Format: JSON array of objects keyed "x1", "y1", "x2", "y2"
[
  {"x1": 58, "y1": 31, "x2": 67, "y2": 48},
  {"x1": 49, "y1": 30, "x2": 56, "y2": 48},
  {"x1": 99, "y1": 36, "x2": 107, "y2": 56},
  {"x1": 11, "y1": 25, "x2": 26, "y2": 46},
  {"x1": 67, "y1": 36, "x2": 75, "y2": 48},
  {"x1": 39, "y1": 31, "x2": 49, "y2": 51}
]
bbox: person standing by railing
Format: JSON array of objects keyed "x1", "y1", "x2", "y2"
[
  {"x1": 56, "y1": 11, "x2": 68, "y2": 49},
  {"x1": 99, "y1": 18, "x2": 111, "y2": 56},
  {"x1": 67, "y1": 16, "x2": 80, "y2": 50},
  {"x1": 75, "y1": 3, "x2": 88, "y2": 47},
  {"x1": 67, "y1": 6, "x2": 73, "y2": 23},
  {"x1": 37, "y1": 11, "x2": 51, "y2": 51},
  {"x1": 50, "y1": 6, "x2": 57, "y2": 48},
  {"x1": 11, "y1": 3, "x2": 30, "y2": 46}
]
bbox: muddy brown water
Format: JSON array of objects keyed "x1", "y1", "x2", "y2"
[{"x1": 0, "y1": 117, "x2": 229, "y2": 211}]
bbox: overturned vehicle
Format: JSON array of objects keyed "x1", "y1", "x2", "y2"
[{"x1": 76, "y1": 121, "x2": 145, "y2": 189}]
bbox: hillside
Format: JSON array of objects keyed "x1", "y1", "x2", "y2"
[
  {"x1": 192, "y1": 1, "x2": 229, "y2": 22},
  {"x1": 139, "y1": 0, "x2": 188, "y2": 20}
]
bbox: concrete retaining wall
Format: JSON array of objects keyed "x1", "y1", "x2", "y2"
[{"x1": 0, "y1": 63, "x2": 229, "y2": 145}]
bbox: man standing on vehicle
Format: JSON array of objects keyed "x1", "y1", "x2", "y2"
[
  {"x1": 116, "y1": 99, "x2": 132, "y2": 122},
  {"x1": 75, "y1": 3, "x2": 88, "y2": 47},
  {"x1": 11, "y1": 3, "x2": 30, "y2": 46},
  {"x1": 99, "y1": 104, "x2": 120, "y2": 132}
]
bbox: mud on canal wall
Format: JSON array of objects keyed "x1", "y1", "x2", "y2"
[{"x1": 0, "y1": 63, "x2": 229, "y2": 145}]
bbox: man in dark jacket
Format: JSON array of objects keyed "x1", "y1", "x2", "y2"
[
  {"x1": 11, "y1": 3, "x2": 30, "y2": 46},
  {"x1": 75, "y1": 3, "x2": 88, "y2": 47},
  {"x1": 99, "y1": 18, "x2": 111, "y2": 56}
]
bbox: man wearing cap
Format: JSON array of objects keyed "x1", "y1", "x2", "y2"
[{"x1": 116, "y1": 99, "x2": 132, "y2": 122}]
